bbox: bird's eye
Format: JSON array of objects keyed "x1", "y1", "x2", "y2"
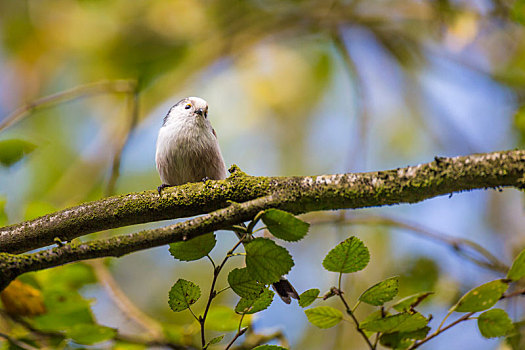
[{"x1": 185, "y1": 104, "x2": 191, "y2": 110}]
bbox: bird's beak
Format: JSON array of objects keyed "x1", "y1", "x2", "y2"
[{"x1": 195, "y1": 108, "x2": 204, "y2": 117}]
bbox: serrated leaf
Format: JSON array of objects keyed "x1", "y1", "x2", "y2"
[
  {"x1": 169, "y1": 233, "x2": 216, "y2": 261},
  {"x1": 206, "y1": 305, "x2": 251, "y2": 331},
  {"x1": 0, "y1": 139, "x2": 36, "y2": 167},
  {"x1": 478, "y1": 309, "x2": 514, "y2": 338},
  {"x1": 304, "y1": 306, "x2": 343, "y2": 329},
  {"x1": 360, "y1": 312, "x2": 428, "y2": 333},
  {"x1": 322, "y1": 236, "x2": 370, "y2": 273},
  {"x1": 298, "y1": 288, "x2": 320, "y2": 308},
  {"x1": 207, "y1": 334, "x2": 224, "y2": 346},
  {"x1": 507, "y1": 249, "x2": 525, "y2": 281},
  {"x1": 261, "y1": 209, "x2": 310, "y2": 242},
  {"x1": 245, "y1": 238, "x2": 294, "y2": 284},
  {"x1": 379, "y1": 327, "x2": 430, "y2": 349},
  {"x1": 228, "y1": 268, "x2": 264, "y2": 299},
  {"x1": 235, "y1": 289, "x2": 274, "y2": 314},
  {"x1": 362, "y1": 310, "x2": 388, "y2": 338},
  {"x1": 359, "y1": 276, "x2": 399, "y2": 306},
  {"x1": 168, "y1": 279, "x2": 201, "y2": 312},
  {"x1": 67, "y1": 324, "x2": 116, "y2": 345},
  {"x1": 252, "y1": 346, "x2": 288, "y2": 350},
  {"x1": 453, "y1": 279, "x2": 509, "y2": 312},
  {"x1": 393, "y1": 292, "x2": 434, "y2": 312}
]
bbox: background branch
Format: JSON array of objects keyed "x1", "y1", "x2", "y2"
[
  {"x1": 306, "y1": 212, "x2": 509, "y2": 273},
  {"x1": 0, "y1": 80, "x2": 137, "y2": 132}
]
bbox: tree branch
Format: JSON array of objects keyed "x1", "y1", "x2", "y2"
[
  {"x1": 0, "y1": 194, "x2": 287, "y2": 290},
  {"x1": 1, "y1": 150, "x2": 523, "y2": 255}
]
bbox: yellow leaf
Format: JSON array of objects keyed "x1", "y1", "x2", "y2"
[{"x1": 1, "y1": 280, "x2": 46, "y2": 316}]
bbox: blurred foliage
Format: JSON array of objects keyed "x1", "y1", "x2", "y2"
[
  {"x1": 0, "y1": 0, "x2": 524, "y2": 349},
  {"x1": 0, "y1": 139, "x2": 36, "y2": 167}
]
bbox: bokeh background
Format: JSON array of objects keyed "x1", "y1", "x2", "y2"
[{"x1": 0, "y1": 0, "x2": 524, "y2": 349}]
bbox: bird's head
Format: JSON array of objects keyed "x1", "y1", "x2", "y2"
[{"x1": 163, "y1": 96, "x2": 209, "y2": 126}]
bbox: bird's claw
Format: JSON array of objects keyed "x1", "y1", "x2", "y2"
[{"x1": 157, "y1": 183, "x2": 172, "y2": 196}]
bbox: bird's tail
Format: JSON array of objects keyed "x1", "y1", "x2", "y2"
[{"x1": 272, "y1": 277, "x2": 299, "y2": 304}]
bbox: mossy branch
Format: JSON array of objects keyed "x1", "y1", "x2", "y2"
[
  {"x1": 0, "y1": 149, "x2": 524, "y2": 290},
  {"x1": 0, "y1": 194, "x2": 285, "y2": 290},
  {"x1": 0, "y1": 150, "x2": 523, "y2": 255}
]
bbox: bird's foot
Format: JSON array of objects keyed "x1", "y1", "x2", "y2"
[{"x1": 157, "y1": 183, "x2": 173, "y2": 195}]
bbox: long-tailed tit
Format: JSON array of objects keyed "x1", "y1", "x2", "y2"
[{"x1": 155, "y1": 97, "x2": 299, "y2": 303}]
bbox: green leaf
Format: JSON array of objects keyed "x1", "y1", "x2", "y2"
[
  {"x1": 362, "y1": 310, "x2": 388, "y2": 338},
  {"x1": 206, "y1": 335, "x2": 224, "y2": 346},
  {"x1": 359, "y1": 276, "x2": 399, "y2": 306},
  {"x1": 298, "y1": 288, "x2": 320, "y2": 308},
  {"x1": 261, "y1": 209, "x2": 310, "y2": 242},
  {"x1": 453, "y1": 279, "x2": 509, "y2": 312},
  {"x1": 507, "y1": 249, "x2": 525, "y2": 281},
  {"x1": 67, "y1": 324, "x2": 116, "y2": 345},
  {"x1": 393, "y1": 292, "x2": 434, "y2": 312},
  {"x1": 206, "y1": 305, "x2": 252, "y2": 331},
  {"x1": 245, "y1": 238, "x2": 294, "y2": 284},
  {"x1": 168, "y1": 279, "x2": 201, "y2": 312},
  {"x1": 379, "y1": 327, "x2": 430, "y2": 349},
  {"x1": 322, "y1": 236, "x2": 370, "y2": 273},
  {"x1": 0, "y1": 139, "x2": 36, "y2": 167},
  {"x1": 304, "y1": 306, "x2": 343, "y2": 329},
  {"x1": 169, "y1": 233, "x2": 216, "y2": 261},
  {"x1": 360, "y1": 312, "x2": 428, "y2": 333},
  {"x1": 478, "y1": 309, "x2": 514, "y2": 338},
  {"x1": 235, "y1": 289, "x2": 275, "y2": 314},
  {"x1": 0, "y1": 196, "x2": 7, "y2": 226},
  {"x1": 228, "y1": 268, "x2": 264, "y2": 299},
  {"x1": 252, "y1": 346, "x2": 288, "y2": 350},
  {"x1": 34, "y1": 289, "x2": 94, "y2": 331}
]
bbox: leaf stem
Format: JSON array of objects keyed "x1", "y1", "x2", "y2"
[
  {"x1": 352, "y1": 300, "x2": 361, "y2": 313},
  {"x1": 437, "y1": 309, "x2": 453, "y2": 332},
  {"x1": 206, "y1": 254, "x2": 216, "y2": 270},
  {"x1": 246, "y1": 210, "x2": 265, "y2": 234}
]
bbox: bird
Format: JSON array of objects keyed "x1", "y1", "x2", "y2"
[{"x1": 155, "y1": 96, "x2": 299, "y2": 304}]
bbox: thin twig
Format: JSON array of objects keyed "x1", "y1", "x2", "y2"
[
  {"x1": 105, "y1": 84, "x2": 139, "y2": 196},
  {"x1": 87, "y1": 260, "x2": 164, "y2": 339},
  {"x1": 231, "y1": 330, "x2": 288, "y2": 350},
  {"x1": 225, "y1": 327, "x2": 248, "y2": 350},
  {"x1": 409, "y1": 287, "x2": 525, "y2": 349},
  {"x1": 408, "y1": 312, "x2": 475, "y2": 350},
  {"x1": 0, "y1": 80, "x2": 137, "y2": 132},
  {"x1": 0, "y1": 332, "x2": 39, "y2": 350},
  {"x1": 306, "y1": 213, "x2": 508, "y2": 274},
  {"x1": 200, "y1": 234, "x2": 247, "y2": 348},
  {"x1": 332, "y1": 28, "x2": 370, "y2": 171},
  {"x1": 0, "y1": 309, "x2": 189, "y2": 350},
  {"x1": 332, "y1": 287, "x2": 374, "y2": 349}
]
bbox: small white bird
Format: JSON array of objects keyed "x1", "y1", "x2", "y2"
[
  {"x1": 155, "y1": 97, "x2": 299, "y2": 304},
  {"x1": 156, "y1": 97, "x2": 226, "y2": 190}
]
